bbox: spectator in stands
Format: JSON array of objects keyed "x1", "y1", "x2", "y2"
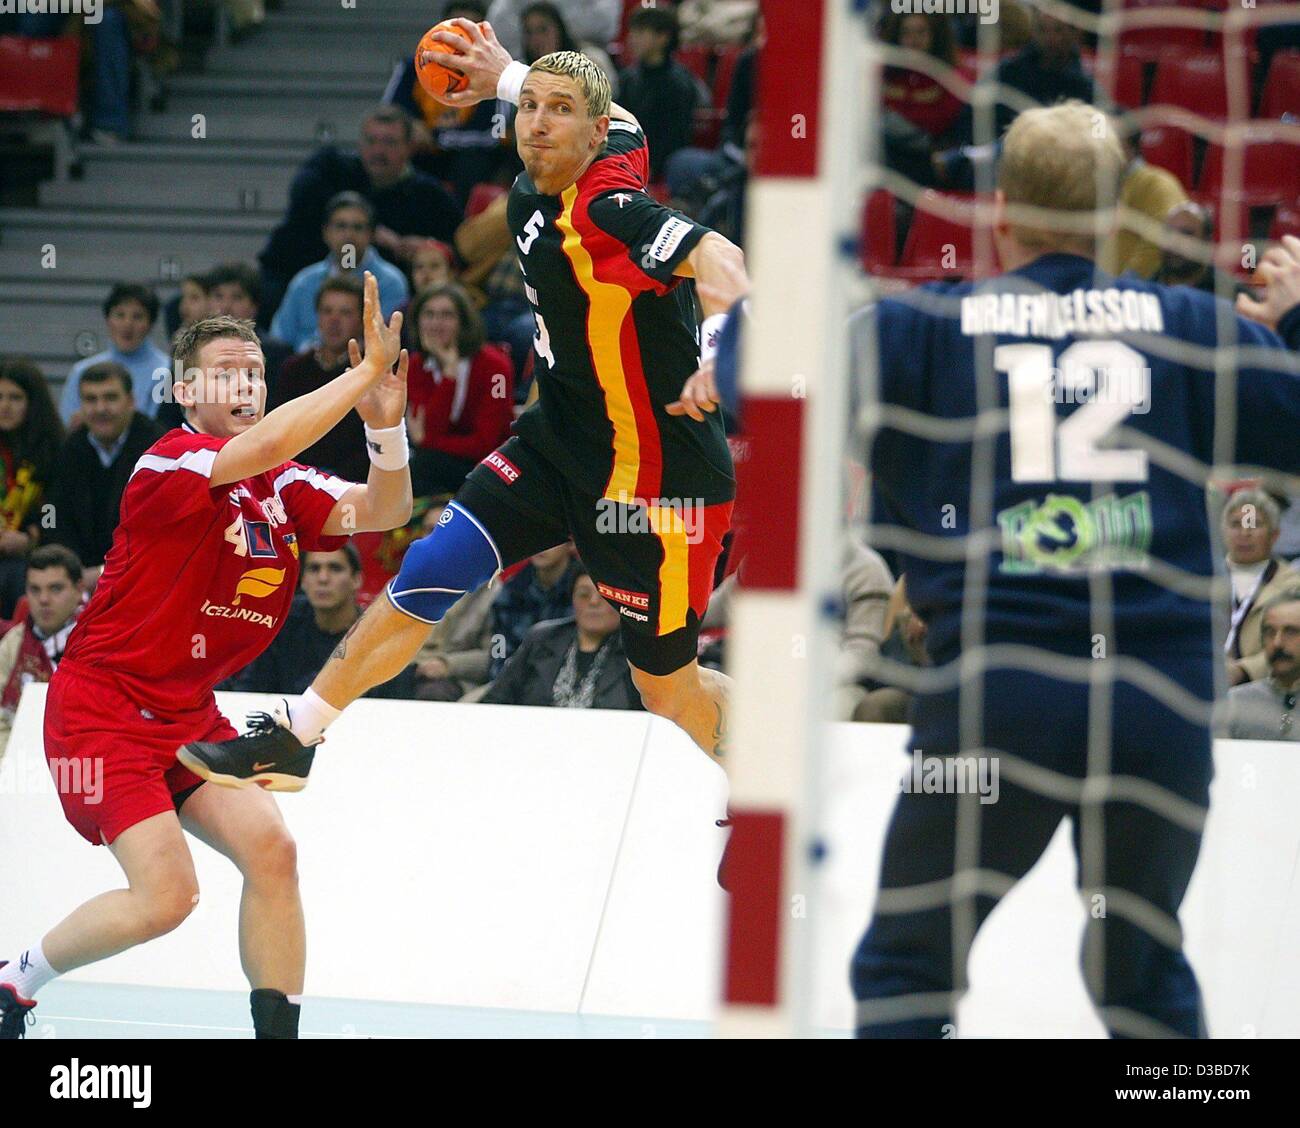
[
  {"x1": 854, "y1": 576, "x2": 931, "y2": 723},
  {"x1": 1223, "y1": 590, "x2": 1300, "y2": 741},
  {"x1": 410, "y1": 240, "x2": 455, "y2": 293},
  {"x1": 164, "y1": 272, "x2": 211, "y2": 343},
  {"x1": 267, "y1": 276, "x2": 370, "y2": 483},
  {"x1": 483, "y1": 566, "x2": 643, "y2": 710},
  {"x1": 1100, "y1": 118, "x2": 1188, "y2": 279},
  {"x1": 205, "y1": 260, "x2": 294, "y2": 376},
  {"x1": 618, "y1": 5, "x2": 708, "y2": 181},
  {"x1": 60, "y1": 283, "x2": 169, "y2": 425},
  {"x1": 487, "y1": 542, "x2": 580, "y2": 680},
  {"x1": 1223, "y1": 488, "x2": 1300, "y2": 687},
  {"x1": 934, "y1": 9, "x2": 1094, "y2": 187},
  {"x1": 521, "y1": 2, "x2": 618, "y2": 92},
  {"x1": 257, "y1": 104, "x2": 462, "y2": 318},
  {"x1": 407, "y1": 283, "x2": 515, "y2": 494},
  {"x1": 383, "y1": 2, "x2": 519, "y2": 209},
  {"x1": 410, "y1": 496, "x2": 497, "y2": 701},
  {"x1": 0, "y1": 545, "x2": 85, "y2": 760},
  {"x1": 678, "y1": 0, "x2": 760, "y2": 46},
  {"x1": 453, "y1": 196, "x2": 536, "y2": 383},
  {"x1": 486, "y1": 0, "x2": 620, "y2": 61},
  {"x1": 0, "y1": 360, "x2": 64, "y2": 619},
  {"x1": 1154, "y1": 201, "x2": 1251, "y2": 296},
  {"x1": 665, "y1": 11, "x2": 761, "y2": 210},
  {"x1": 880, "y1": 12, "x2": 963, "y2": 142},
  {"x1": 831, "y1": 533, "x2": 896, "y2": 722},
  {"x1": 229, "y1": 543, "x2": 417, "y2": 698},
  {"x1": 399, "y1": 240, "x2": 455, "y2": 348},
  {"x1": 270, "y1": 192, "x2": 409, "y2": 352},
  {"x1": 46, "y1": 362, "x2": 162, "y2": 588}
]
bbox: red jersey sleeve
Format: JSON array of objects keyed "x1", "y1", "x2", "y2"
[
  {"x1": 272, "y1": 461, "x2": 355, "y2": 552},
  {"x1": 119, "y1": 430, "x2": 229, "y2": 528}
]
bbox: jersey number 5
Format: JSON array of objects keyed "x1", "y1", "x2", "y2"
[
  {"x1": 517, "y1": 209, "x2": 544, "y2": 255},
  {"x1": 999, "y1": 340, "x2": 1149, "y2": 483}
]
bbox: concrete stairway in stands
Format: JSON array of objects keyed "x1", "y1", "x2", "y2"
[{"x1": 0, "y1": 0, "x2": 433, "y2": 386}]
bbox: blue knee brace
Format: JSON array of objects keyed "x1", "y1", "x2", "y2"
[{"x1": 386, "y1": 501, "x2": 501, "y2": 623}]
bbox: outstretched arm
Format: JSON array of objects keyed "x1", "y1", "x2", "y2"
[
  {"x1": 321, "y1": 340, "x2": 413, "y2": 535},
  {"x1": 665, "y1": 233, "x2": 751, "y2": 421}
]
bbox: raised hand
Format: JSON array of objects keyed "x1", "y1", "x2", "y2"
[
  {"x1": 421, "y1": 18, "x2": 513, "y2": 108},
  {"x1": 353, "y1": 343, "x2": 409, "y2": 429},
  {"x1": 355, "y1": 271, "x2": 404, "y2": 378},
  {"x1": 1237, "y1": 234, "x2": 1300, "y2": 331}
]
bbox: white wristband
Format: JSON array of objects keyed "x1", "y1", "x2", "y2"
[
  {"x1": 699, "y1": 313, "x2": 728, "y2": 363},
  {"x1": 364, "y1": 422, "x2": 409, "y2": 471},
  {"x1": 497, "y1": 60, "x2": 529, "y2": 105}
]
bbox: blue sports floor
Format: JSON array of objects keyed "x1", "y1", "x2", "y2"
[{"x1": 26, "y1": 981, "x2": 713, "y2": 1039}]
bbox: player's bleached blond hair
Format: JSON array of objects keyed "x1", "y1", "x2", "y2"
[
  {"x1": 998, "y1": 100, "x2": 1125, "y2": 255},
  {"x1": 527, "y1": 50, "x2": 612, "y2": 119}
]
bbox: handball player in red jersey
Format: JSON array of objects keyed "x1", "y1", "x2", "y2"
[{"x1": 0, "y1": 273, "x2": 411, "y2": 1040}]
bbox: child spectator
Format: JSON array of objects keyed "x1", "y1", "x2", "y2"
[
  {"x1": 60, "y1": 283, "x2": 170, "y2": 424},
  {"x1": 0, "y1": 359, "x2": 65, "y2": 619},
  {"x1": 406, "y1": 283, "x2": 515, "y2": 494}
]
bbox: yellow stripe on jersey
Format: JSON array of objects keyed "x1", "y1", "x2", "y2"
[
  {"x1": 556, "y1": 183, "x2": 640, "y2": 500},
  {"x1": 647, "y1": 504, "x2": 690, "y2": 635}
]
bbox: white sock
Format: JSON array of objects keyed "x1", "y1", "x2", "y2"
[
  {"x1": 1, "y1": 942, "x2": 58, "y2": 1000},
  {"x1": 287, "y1": 689, "x2": 341, "y2": 746}
]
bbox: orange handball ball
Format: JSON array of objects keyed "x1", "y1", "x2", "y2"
[{"x1": 415, "y1": 20, "x2": 474, "y2": 99}]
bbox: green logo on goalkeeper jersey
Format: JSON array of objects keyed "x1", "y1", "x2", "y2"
[{"x1": 997, "y1": 491, "x2": 1153, "y2": 574}]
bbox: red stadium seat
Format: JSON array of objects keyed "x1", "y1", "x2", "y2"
[
  {"x1": 1094, "y1": 51, "x2": 1146, "y2": 111},
  {"x1": 1149, "y1": 50, "x2": 1252, "y2": 120},
  {"x1": 1199, "y1": 132, "x2": 1300, "y2": 204},
  {"x1": 896, "y1": 192, "x2": 994, "y2": 279},
  {"x1": 1140, "y1": 125, "x2": 1194, "y2": 188},
  {"x1": 1116, "y1": 0, "x2": 1209, "y2": 61},
  {"x1": 0, "y1": 35, "x2": 80, "y2": 117},
  {"x1": 465, "y1": 182, "x2": 506, "y2": 218},
  {"x1": 861, "y1": 190, "x2": 897, "y2": 273},
  {"x1": 1260, "y1": 51, "x2": 1300, "y2": 120}
]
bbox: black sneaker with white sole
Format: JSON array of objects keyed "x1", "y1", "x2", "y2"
[
  {"x1": 0, "y1": 966, "x2": 37, "y2": 1040},
  {"x1": 177, "y1": 701, "x2": 316, "y2": 792}
]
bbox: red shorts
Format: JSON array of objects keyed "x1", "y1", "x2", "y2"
[{"x1": 43, "y1": 661, "x2": 238, "y2": 847}]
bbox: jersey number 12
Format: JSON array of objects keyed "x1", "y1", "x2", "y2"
[{"x1": 998, "y1": 340, "x2": 1149, "y2": 483}]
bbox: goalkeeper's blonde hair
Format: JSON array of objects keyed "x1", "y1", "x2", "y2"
[
  {"x1": 998, "y1": 101, "x2": 1125, "y2": 255},
  {"x1": 528, "y1": 50, "x2": 612, "y2": 119}
]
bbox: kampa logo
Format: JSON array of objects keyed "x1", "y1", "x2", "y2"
[{"x1": 232, "y1": 566, "x2": 286, "y2": 605}]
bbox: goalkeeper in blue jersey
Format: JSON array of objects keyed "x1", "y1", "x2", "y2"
[{"x1": 851, "y1": 100, "x2": 1300, "y2": 1038}]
